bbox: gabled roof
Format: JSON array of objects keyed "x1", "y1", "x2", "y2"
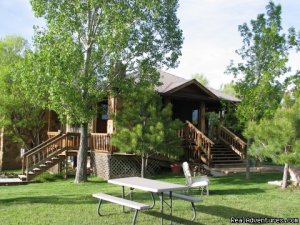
[{"x1": 156, "y1": 70, "x2": 240, "y2": 102}]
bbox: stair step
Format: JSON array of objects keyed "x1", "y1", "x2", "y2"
[
  {"x1": 45, "y1": 161, "x2": 53, "y2": 164},
  {"x1": 18, "y1": 175, "x2": 27, "y2": 181},
  {"x1": 40, "y1": 164, "x2": 47, "y2": 167},
  {"x1": 51, "y1": 157, "x2": 59, "y2": 160},
  {"x1": 213, "y1": 163, "x2": 246, "y2": 168},
  {"x1": 212, "y1": 154, "x2": 238, "y2": 157},
  {"x1": 212, "y1": 159, "x2": 244, "y2": 163},
  {"x1": 25, "y1": 171, "x2": 35, "y2": 175},
  {"x1": 212, "y1": 154, "x2": 239, "y2": 157},
  {"x1": 33, "y1": 168, "x2": 41, "y2": 171},
  {"x1": 211, "y1": 151, "x2": 236, "y2": 154},
  {"x1": 212, "y1": 156, "x2": 240, "y2": 160},
  {"x1": 211, "y1": 152, "x2": 239, "y2": 157}
]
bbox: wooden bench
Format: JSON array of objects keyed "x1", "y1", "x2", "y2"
[
  {"x1": 92, "y1": 193, "x2": 150, "y2": 225},
  {"x1": 163, "y1": 192, "x2": 203, "y2": 221}
]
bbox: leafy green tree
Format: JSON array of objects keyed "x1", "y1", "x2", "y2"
[
  {"x1": 0, "y1": 36, "x2": 46, "y2": 149},
  {"x1": 245, "y1": 95, "x2": 300, "y2": 188},
  {"x1": 28, "y1": 0, "x2": 183, "y2": 183},
  {"x1": 226, "y1": 1, "x2": 299, "y2": 178},
  {"x1": 192, "y1": 73, "x2": 209, "y2": 86},
  {"x1": 112, "y1": 78, "x2": 183, "y2": 178}
]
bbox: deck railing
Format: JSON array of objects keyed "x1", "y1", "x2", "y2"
[
  {"x1": 49, "y1": 132, "x2": 114, "y2": 152},
  {"x1": 179, "y1": 121, "x2": 214, "y2": 165},
  {"x1": 219, "y1": 126, "x2": 246, "y2": 159},
  {"x1": 90, "y1": 133, "x2": 114, "y2": 152}
]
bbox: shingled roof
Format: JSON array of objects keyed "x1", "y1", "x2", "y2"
[{"x1": 156, "y1": 70, "x2": 240, "y2": 102}]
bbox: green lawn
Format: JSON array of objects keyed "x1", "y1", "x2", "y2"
[{"x1": 0, "y1": 172, "x2": 299, "y2": 225}]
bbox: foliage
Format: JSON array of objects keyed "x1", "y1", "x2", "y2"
[
  {"x1": 28, "y1": 0, "x2": 183, "y2": 125},
  {"x1": 112, "y1": 78, "x2": 183, "y2": 177},
  {"x1": 220, "y1": 101, "x2": 243, "y2": 135},
  {"x1": 206, "y1": 112, "x2": 219, "y2": 139},
  {"x1": 245, "y1": 96, "x2": 300, "y2": 166},
  {"x1": 226, "y1": 1, "x2": 300, "y2": 127},
  {"x1": 192, "y1": 73, "x2": 209, "y2": 86},
  {"x1": 34, "y1": 172, "x2": 65, "y2": 183},
  {"x1": 28, "y1": 0, "x2": 183, "y2": 182},
  {"x1": 226, "y1": 1, "x2": 300, "y2": 179},
  {"x1": 286, "y1": 71, "x2": 300, "y2": 99},
  {"x1": 0, "y1": 35, "x2": 46, "y2": 148}
]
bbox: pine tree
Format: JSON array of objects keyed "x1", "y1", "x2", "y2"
[
  {"x1": 245, "y1": 95, "x2": 300, "y2": 188},
  {"x1": 112, "y1": 79, "x2": 183, "y2": 178}
]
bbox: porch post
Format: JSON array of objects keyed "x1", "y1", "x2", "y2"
[
  {"x1": 108, "y1": 96, "x2": 116, "y2": 118},
  {"x1": 47, "y1": 110, "x2": 51, "y2": 132},
  {"x1": 200, "y1": 102, "x2": 206, "y2": 133},
  {"x1": 107, "y1": 96, "x2": 116, "y2": 134}
]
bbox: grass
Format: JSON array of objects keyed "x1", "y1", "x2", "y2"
[{"x1": 0, "y1": 172, "x2": 299, "y2": 225}]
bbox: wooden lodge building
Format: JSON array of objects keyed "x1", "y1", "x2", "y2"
[{"x1": 0, "y1": 71, "x2": 247, "y2": 181}]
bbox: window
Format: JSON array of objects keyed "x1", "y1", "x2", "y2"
[{"x1": 192, "y1": 110, "x2": 198, "y2": 125}]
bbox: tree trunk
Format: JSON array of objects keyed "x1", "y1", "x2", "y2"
[
  {"x1": 74, "y1": 123, "x2": 89, "y2": 183},
  {"x1": 281, "y1": 163, "x2": 289, "y2": 189},
  {"x1": 141, "y1": 153, "x2": 145, "y2": 178},
  {"x1": 289, "y1": 166, "x2": 300, "y2": 186},
  {"x1": 245, "y1": 138, "x2": 250, "y2": 180}
]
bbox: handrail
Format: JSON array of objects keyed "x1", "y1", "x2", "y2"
[
  {"x1": 25, "y1": 133, "x2": 68, "y2": 158},
  {"x1": 22, "y1": 131, "x2": 62, "y2": 158},
  {"x1": 180, "y1": 120, "x2": 214, "y2": 165},
  {"x1": 219, "y1": 126, "x2": 247, "y2": 159},
  {"x1": 21, "y1": 131, "x2": 63, "y2": 174},
  {"x1": 23, "y1": 132, "x2": 80, "y2": 178},
  {"x1": 185, "y1": 121, "x2": 214, "y2": 145}
]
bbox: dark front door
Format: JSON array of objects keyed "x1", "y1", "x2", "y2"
[{"x1": 96, "y1": 103, "x2": 108, "y2": 133}]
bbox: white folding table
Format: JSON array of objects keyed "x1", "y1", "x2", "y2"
[{"x1": 108, "y1": 176, "x2": 188, "y2": 225}]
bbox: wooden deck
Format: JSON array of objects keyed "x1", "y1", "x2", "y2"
[{"x1": 0, "y1": 178, "x2": 28, "y2": 186}]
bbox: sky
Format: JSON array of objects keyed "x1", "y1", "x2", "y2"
[{"x1": 0, "y1": 0, "x2": 300, "y2": 89}]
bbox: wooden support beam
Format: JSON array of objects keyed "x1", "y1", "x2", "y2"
[{"x1": 200, "y1": 102, "x2": 206, "y2": 133}]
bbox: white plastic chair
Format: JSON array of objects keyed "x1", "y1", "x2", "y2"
[{"x1": 182, "y1": 162, "x2": 209, "y2": 195}]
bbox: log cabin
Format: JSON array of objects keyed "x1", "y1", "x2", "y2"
[{"x1": 0, "y1": 71, "x2": 246, "y2": 181}]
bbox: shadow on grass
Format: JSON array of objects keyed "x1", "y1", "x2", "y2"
[
  {"x1": 210, "y1": 188, "x2": 265, "y2": 195},
  {"x1": 0, "y1": 191, "x2": 156, "y2": 206},
  {"x1": 145, "y1": 210, "x2": 204, "y2": 225},
  {"x1": 198, "y1": 205, "x2": 273, "y2": 219},
  {"x1": 0, "y1": 195, "x2": 96, "y2": 205},
  {"x1": 211, "y1": 172, "x2": 282, "y2": 186},
  {"x1": 85, "y1": 180, "x2": 107, "y2": 184}
]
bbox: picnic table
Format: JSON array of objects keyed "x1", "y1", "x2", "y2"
[{"x1": 108, "y1": 176, "x2": 189, "y2": 225}]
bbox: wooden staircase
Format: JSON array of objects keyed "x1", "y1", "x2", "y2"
[
  {"x1": 211, "y1": 143, "x2": 246, "y2": 168},
  {"x1": 179, "y1": 121, "x2": 214, "y2": 166},
  {"x1": 180, "y1": 121, "x2": 247, "y2": 168},
  {"x1": 19, "y1": 132, "x2": 80, "y2": 181}
]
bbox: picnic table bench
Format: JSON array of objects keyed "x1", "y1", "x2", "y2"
[{"x1": 92, "y1": 193, "x2": 150, "y2": 225}]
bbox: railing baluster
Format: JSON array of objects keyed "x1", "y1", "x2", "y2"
[
  {"x1": 90, "y1": 133, "x2": 113, "y2": 152},
  {"x1": 218, "y1": 126, "x2": 247, "y2": 160},
  {"x1": 183, "y1": 121, "x2": 214, "y2": 164}
]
